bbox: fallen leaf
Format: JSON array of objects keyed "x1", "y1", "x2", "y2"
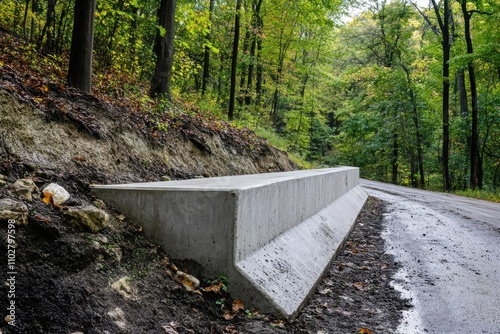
[
  {"x1": 40, "y1": 85, "x2": 49, "y2": 93},
  {"x1": 204, "y1": 281, "x2": 223, "y2": 294},
  {"x1": 359, "y1": 328, "x2": 372, "y2": 334},
  {"x1": 270, "y1": 320, "x2": 285, "y2": 329},
  {"x1": 73, "y1": 155, "x2": 87, "y2": 162},
  {"x1": 41, "y1": 192, "x2": 61, "y2": 208},
  {"x1": 319, "y1": 288, "x2": 332, "y2": 295},
  {"x1": 353, "y1": 282, "x2": 366, "y2": 291},
  {"x1": 223, "y1": 310, "x2": 236, "y2": 320},
  {"x1": 34, "y1": 214, "x2": 51, "y2": 223},
  {"x1": 232, "y1": 299, "x2": 245, "y2": 313},
  {"x1": 33, "y1": 97, "x2": 43, "y2": 103},
  {"x1": 223, "y1": 325, "x2": 237, "y2": 334},
  {"x1": 42, "y1": 191, "x2": 54, "y2": 205}
]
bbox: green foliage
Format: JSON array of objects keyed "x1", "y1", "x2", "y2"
[{"x1": 1, "y1": 0, "x2": 498, "y2": 193}]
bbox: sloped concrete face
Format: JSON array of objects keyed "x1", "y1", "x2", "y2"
[{"x1": 92, "y1": 167, "x2": 368, "y2": 318}]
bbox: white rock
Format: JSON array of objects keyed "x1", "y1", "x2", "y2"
[{"x1": 42, "y1": 183, "x2": 71, "y2": 205}]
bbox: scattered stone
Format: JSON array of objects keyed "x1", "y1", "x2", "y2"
[
  {"x1": 96, "y1": 235, "x2": 109, "y2": 244},
  {"x1": 161, "y1": 176, "x2": 171, "y2": 181},
  {"x1": 12, "y1": 178, "x2": 39, "y2": 201},
  {"x1": 0, "y1": 174, "x2": 6, "y2": 187},
  {"x1": 175, "y1": 271, "x2": 200, "y2": 293},
  {"x1": 111, "y1": 277, "x2": 133, "y2": 299},
  {"x1": 107, "y1": 307, "x2": 127, "y2": 330},
  {"x1": 63, "y1": 205, "x2": 109, "y2": 232},
  {"x1": 92, "y1": 199, "x2": 107, "y2": 208},
  {"x1": 42, "y1": 183, "x2": 71, "y2": 205},
  {"x1": 110, "y1": 246, "x2": 123, "y2": 263},
  {"x1": 162, "y1": 323, "x2": 180, "y2": 334},
  {"x1": 0, "y1": 198, "x2": 28, "y2": 225}
]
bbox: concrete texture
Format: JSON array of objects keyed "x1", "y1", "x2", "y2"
[{"x1": 92, "y1": 167, "x2": 368, "y2": 318}]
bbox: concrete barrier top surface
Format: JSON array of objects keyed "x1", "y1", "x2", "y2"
[{"x1": 92, "y1": 166, "x2": 357, "y2": 191}]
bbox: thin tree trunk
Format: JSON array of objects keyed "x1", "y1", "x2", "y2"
[
  {"x1": 22, "y1": 0, "x2": 30, "y2": 39},
  {"x1": 228, "y1": 0, "x2": 242, "y2": 120},
  {"x1": 201, "y1": 0, "x2": 215, "y2": 96},
  {"x1": 245, "y1": 0, "x2": 262, "y2": 106},
  {"x1": 431, "y1": 0, "x2": 451, "y2": 190},
  {"x1": 238, "y1": 26, "x2": 251, "y2": 105},
  {"x1": 392, "y1": 133, "x2": 398, "y2": 184},
  {"x1": 461, "y1": 1, "x2": 481, "y2": 189},
  {"x1": 38, "y1": 0, "x2": 57, "y2": 53}
]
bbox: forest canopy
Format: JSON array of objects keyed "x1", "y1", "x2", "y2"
[{"x1": 0, "y1": 0, "x2": 499, "y2": 193}]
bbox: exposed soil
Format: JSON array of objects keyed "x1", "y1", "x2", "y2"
[{"x1": 0, "y1": 30, "x2": 408, "y2": 333}]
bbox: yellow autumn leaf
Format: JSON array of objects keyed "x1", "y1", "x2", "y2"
[
  {"x1": 40, "y1": 85, "x2": 49, "y2": 93},
  {"x1": 360, "y1": 327, "x2": 372, "y2": 334},
  {"x1": 42, "y1": 192, "x2": 54, "y2": 205},
  {"x1": 33, "y1": 97, "x2": 43, "y2": 103}
]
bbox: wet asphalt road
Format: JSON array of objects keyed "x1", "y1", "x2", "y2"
[{"x1": 360, "y1": 179, "x2": 500, "y2": 334}]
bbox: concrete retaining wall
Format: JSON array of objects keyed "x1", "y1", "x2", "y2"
[{"x1": 92, "y1": 167, "x2": 368, "y2": 318}]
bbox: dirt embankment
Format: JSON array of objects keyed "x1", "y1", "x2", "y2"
[{"x1": 0, "y1": 85, "x2": 296, "y2": 185}]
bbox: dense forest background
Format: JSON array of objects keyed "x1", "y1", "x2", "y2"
[{"x1": 0, "y1": 0, "x2": 499, "y2": 194}]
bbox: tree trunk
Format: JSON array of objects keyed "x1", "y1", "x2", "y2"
[
  {"x1": 67, "y1": 0, "x2": 96, "y2": 93},
  {"x1": 38, "y1": 0, "x2": 57, "y2": 53},
  {"x1": 228, "y1": 0, "x2": 242, "y2": 120},
  {"x1": 245, "y1": 0, "x2": 262, "y2": 106},
  {"x1": 201, "y1": 0, "x2": 215, "y2": 96},
  {"x1": 22, "y1": 0, "x2": 30, "y2": 39},
  {"x1": 392, "y1": 133, "x2": 398, "y2": 184},
  {"x1": 402, "y1": 65, "x2": 425, "y2": 188},
  {"x1": 461, "y1": 1, "x2": 481, "y2": 189},
  {"x1": 150, "y1": 0, "x2": 176, "y2": 100},
  {"x1": 239, "y1": 26, "x2": 251, "y2": 105},
  {"x1": 254, "y1": 4, "x2": 264, "y2": 107},
  {"x1": 55, "y1": 5, "x2": 68, "y2": 55},
  {"x1": 431, "y1": 0, "x2": 451, "y2": 190}
]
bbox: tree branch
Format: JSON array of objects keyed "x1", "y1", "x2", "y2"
[{"x1": 410, "y1": 1, "x2": 441, "y2": 36}]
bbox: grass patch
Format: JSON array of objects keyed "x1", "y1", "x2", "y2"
[{"x1": 453, "y1": 189, "x2": 500, "y2": 203}]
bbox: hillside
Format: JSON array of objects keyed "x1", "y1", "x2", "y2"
[{"x1": 0, "y1": 31, "x2": 407, "y2": 333}]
